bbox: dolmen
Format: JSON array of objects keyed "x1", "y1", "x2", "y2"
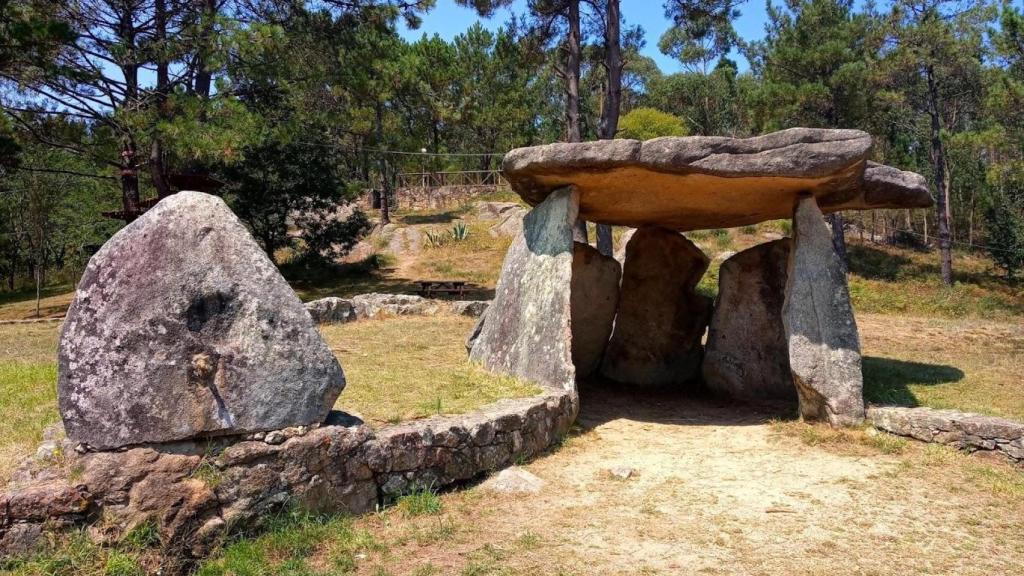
[{"x1": 470, "y1": 128, "x2": 932, "y2": 427}]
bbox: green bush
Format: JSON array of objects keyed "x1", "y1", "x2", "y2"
[{"x1": 617, "y1": 107, "x2": 687, "y2": 140}]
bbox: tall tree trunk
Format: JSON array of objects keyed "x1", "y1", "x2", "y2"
[
  {"x1": 150, "y1": 0, "x2": 172, "y2": 198},
  {"x1": 566, "y1": 0, "x2": 581, "y2": 143},
  {"x1": 926, "y1": 65, "x2": 953, "y2": 285},
  {"x1": 594, "y1": 0, "x2": 622, "y2": 257},
  {"x1": 120, "y1": 140, "x2": 140, "y2": 222},
  {"x1": 598, "y1": 0, "x2": 622, "y2": 140},
  {"x1": 375, "y1": 102, "x2": 391, "y2": 225},
  {"x1": 193, "y1": 0, "x2": 217, "y2": 99},
  {"x1": 566, "y1": 0, "x2": 587, "y2": 243}
]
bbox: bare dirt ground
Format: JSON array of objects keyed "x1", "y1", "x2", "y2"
[{"x1": 353, "y1": 386, "x2": 1024, "y2": 576}]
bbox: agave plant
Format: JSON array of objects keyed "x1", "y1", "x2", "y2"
[
  {"x1": 450, "y1": 221, "x2": 469, "y2": 241},
  {"x1": 424, "y1": 229, "x2": 448, "y2": 248}
]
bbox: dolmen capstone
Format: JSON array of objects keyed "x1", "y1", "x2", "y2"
[
  {"x1": 471, "y1": 128, "x2": 931, "y2": 427},
  {"x1": 58, "y1": 191, "x2": 346, "y2": 449}
]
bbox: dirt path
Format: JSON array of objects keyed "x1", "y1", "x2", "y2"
[{"x1": 356, "y1": 387, "x2": 1024, "y2": 575}]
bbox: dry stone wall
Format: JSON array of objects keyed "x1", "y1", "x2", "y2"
[
  {"x1": 0, "y1": 388, "x2": 575, "y2": 558},
  {"x1": 868, "y1": 406, "x2": 1024, "y2": 463},
  {"x1": 305, "y1": 294, "x2": 489, "y2": 325}
]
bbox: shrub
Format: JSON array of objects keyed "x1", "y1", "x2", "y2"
[{"x1": 617, "y1": 107, "x2": 687, "y2": 140}]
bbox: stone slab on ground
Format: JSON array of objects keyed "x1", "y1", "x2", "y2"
[
  {"x1": 469, "y1": 188, "x2": 578, "y2": 393},
  {"x1": 502, "y1": 128, "x2": 932, "y2": 231},
  {"x1": 783, "y1": 196, "x2": 864, "y2": 426},
  {"x1": 305, "y1": 294, "x2": 489, "y2": 324},
  {"x1": 483, "y1": 467, "x2": 545, "y2": 493},
  {"x1": 704, "y1": 239, "x2": 796, "y2": 402},
  {"x1": 600, "y1": 227, "x2": 712, "y2": 387},
  {"x1": 58, "y1": 191, "x2": 345, "y2": 450},
  {"x1": 867, "y1": 406, "x2": 1024, "y2": 463}
]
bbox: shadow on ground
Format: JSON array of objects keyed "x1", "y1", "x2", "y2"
[
  {"x1": 397, "y1": 208, "x2": 467, "y2": 225},
  {"x1": 576, "y1": 382, "x2": 796, "y2": 430},
  {"x1": 862, "y1": 356, "x2": 964, "y2": 407}
]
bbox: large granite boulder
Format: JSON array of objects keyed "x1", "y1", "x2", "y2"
[
  {"x1": 783, "y1": 195, "x2": 865, "y2": 425},
  {"x1": 502, "y1": 128, "x2": 933, "y2": 231},
  {"x1": 469, "y1": 188, "x2": 577, "y2": 392},
  {"x1": 704, "y1": 239, "x2": 796, "y2": 402},
  {"x1": 570, "y1": 242, "x2": 621, "y2": 379},
  {"x1": 600, "y1": 227, "x2": 712, "y2": 387},
  {"x1": 58, "y1": 191, "x2": 346, "y2": 449}
]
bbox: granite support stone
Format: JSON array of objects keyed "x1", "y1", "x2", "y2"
[
  {"x1": 783, "y1": 195, "x2": 865, "y2": 426},
  {"x1": 469, "y1": 188, "x2": 578, "y2": 397},
  {"x1": 570, "y1": 242, "x2": 621, "y2": 379},
  {"x1": 704, "y1": 239, "x2": 796, "y2": 402},
  {"x1": 600, "y1": 227, "x2": 712, "y2": 387}
]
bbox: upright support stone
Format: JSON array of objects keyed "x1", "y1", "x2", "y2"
[
  {"x1": 783, "y1": 195, "x2": 865, "y2": 426},
  {"x1": 600, "y1": 227, "x2": 712, "y2": 387},
  {"x1": 570, "y1": 242, "x2": 621, "y2": 379},
  {"x1": 704, "y1": 239, "x2": 795, "y2": 402},
  {"x1": 470, "y1": 188, "x2": 578, "y2": 395}
]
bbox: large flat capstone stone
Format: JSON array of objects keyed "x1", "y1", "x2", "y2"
[
  {"x1": 469, "y1": 188, "x2": 577, "y2": 392},
  {"x1": 704, "y1": 239, "x2": 795, "y2": 402},
  {"x1": 503, "y1": 128, "x2": 933, "y2": 231},
  {"x1": 600, "y1": 227, "x2": 712, "y2": 387},
  {"x1": 783, "y1": 195, "x2": 865, "y2": 425},
  {"x1": 58, "y1": 191, "x2": 346, "y2": 449}
]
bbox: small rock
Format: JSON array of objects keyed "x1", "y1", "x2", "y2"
[
  {"x1": 609, "y1": 466, "x2": 634, "y2": 480},
  {"x1": 34, "y1": 442, "x2": 59, "y2": 462},
  {"x1": 264, "y1": 431, "x2": 286, "y2": 445},
  {"x1": 483, "y1": 467, "x2": 545, "y2": 494}
]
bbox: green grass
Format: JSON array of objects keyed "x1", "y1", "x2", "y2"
[
  {"x1": 198, "y1": 510, "x2": 380, "y2": 576},
  {"x1": 396, "y1": 487, "x2": 443, "y2": 517},
  {"x1": 0, "y1": 361, "x2": 60, "y2": 482}
]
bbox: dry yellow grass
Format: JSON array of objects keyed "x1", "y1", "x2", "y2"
[{"x1": 321, "y1": 315, "x2": 538, "y2": 425}]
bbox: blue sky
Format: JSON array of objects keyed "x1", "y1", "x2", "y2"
[{"x1": 397, "y1": 0, "x2": 771, "y2": 73}]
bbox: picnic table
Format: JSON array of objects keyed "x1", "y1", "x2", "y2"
[{"x1": 417, "y1": 280, "x2": 467, "y2": 299}]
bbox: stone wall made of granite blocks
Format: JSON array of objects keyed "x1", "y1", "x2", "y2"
[{"x1": 0, "y1": 387, "x2": 575, "y2": 559}]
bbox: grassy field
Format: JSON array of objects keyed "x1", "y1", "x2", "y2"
[{"x1": 0, "y1": 315, "x2": 537, "y2": 484}]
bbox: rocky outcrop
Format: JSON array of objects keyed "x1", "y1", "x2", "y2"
[
  {"x1": 352, "y1": 293, "x2": 441, "y2": 318},
  {"x1": 305, "y1": 296, "x2": 357, "y2": 324},
  {"x1": 58, "y1": 192, "x2": 345, "y2": 450},
  {"x1": 600, "y1": 227, "x2": 712, "y2": 387},
  {"x1": 570, "y1": 242, "x2": 621, "y2": 379},
  {"x1": 867, "y1": 406, "x2": 1024, "y2": 463},
  {"x1": 305, "y1": 294, "x2": 489, "y2": 325},
  {"x1": 783, "y1": 195, "x2": 864, "y2": 426},
  {"x1": 704, "y1": 239, "x2": 796, "y2": 402},
  {"x1": 1, "y1": 389, "x2": 575, "y2": 559},
  {"x1": 502, "y1": 128, "x2": 933, "y2": 231},
  {"x1": 470, "y1": 188, "x2": 578, "y2": 393},
  {"x1": 475, "y1": 201, "x2": 528, "y2": 238}
]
